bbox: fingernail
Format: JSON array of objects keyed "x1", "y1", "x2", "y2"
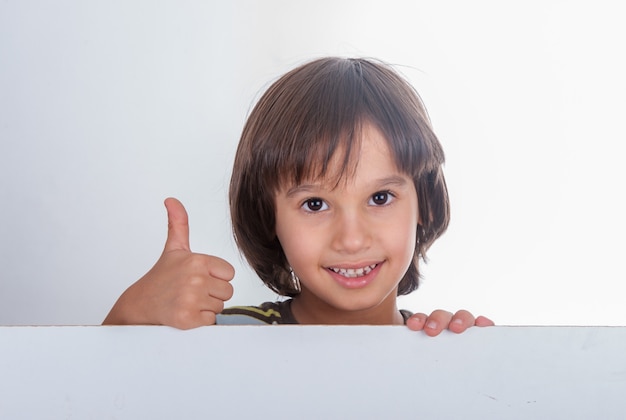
[
  {"x1": 453, "y1": 318, "x2": 463, "y2": 325},
  {"x1": 426, "y1": 321, "x2": 437, "y2": 329}
]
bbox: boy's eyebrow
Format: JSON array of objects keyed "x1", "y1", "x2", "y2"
[
  {"x1": 284, "y1": 184, "x2": 320, "y2": 198},
  {"x1": 375, "y1": 175, "x2": 409, "y2": 188},
  {"x1": 284, "y1": 175, "x2": 409, "y2": 197}
]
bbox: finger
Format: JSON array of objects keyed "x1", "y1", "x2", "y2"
[
  {"x1": 198, "y1": 310, "x2": 219, "y2": 327},
  {"x1": 475, "y1": 315, "x2": 495, "y2": 327},
  {"x1": 163, "y1": 197, "x2": 191, "y2": 252},
  {"x1": 196, "y1": 296, "x2": 231, "y2": 327},
  {"x1": 169, "y1": 295, "x2": 225, "y2": 329},
  {"x1": 207, "y1": 276, "x2": 235, "y2": 301},
  {"x1": 423, "y1": 309, "x2": 453, "y2": 337},
  {"x1": 174, "y1": 311, "x2": 217, "y2": 330},
  {"x1": 448, "y1": 309, "x2": 476, "y2": 334},
  {"x1": 405, "y1": 313, "x2": 428, "y2": 331},
  {"x1": 206, "y1": 255, "x2": 236, "y2": 282}
]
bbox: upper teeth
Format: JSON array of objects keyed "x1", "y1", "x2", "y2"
[{"x1": 330, "y1": 264, "x2": 377, "y2": 278}]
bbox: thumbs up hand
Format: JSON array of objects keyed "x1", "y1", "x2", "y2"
[{"x1": 103, "y1": 198, "x2": 235, "y2": 329}]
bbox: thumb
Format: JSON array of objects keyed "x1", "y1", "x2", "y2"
[{"x1": 163, "y1": 197, "x2": 191, "y2": 252}]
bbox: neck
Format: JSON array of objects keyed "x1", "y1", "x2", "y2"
[{"x1": 290, "y1": 288, "x2": 404, "y2": 325}]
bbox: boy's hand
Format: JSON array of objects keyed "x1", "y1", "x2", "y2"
[
  {"x1": 103, "y1": 198, "x2": 234, "y2": 329},
  {"x1": 405, "y1": 310, "x2": 494, "y2": 336}
]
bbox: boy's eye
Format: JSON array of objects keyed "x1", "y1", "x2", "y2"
[
  {"x1": 302, "y1": 198, "x2": 328, "y2": 212},
  {"x1": 370, "y1": 191, "x2": 393, "y2": 206}
]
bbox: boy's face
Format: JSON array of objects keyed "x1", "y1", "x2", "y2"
[{"x1": 274, "y1": 123, "x2": 419, "y2": 324}]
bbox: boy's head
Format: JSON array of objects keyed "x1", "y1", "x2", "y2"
[{"x1": 229, "y1": 57, "x2": 449, "y2": 297}]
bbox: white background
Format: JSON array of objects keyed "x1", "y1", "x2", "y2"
[{"x1": 1, "y1": 1, "x2": 624, "y2": 326}]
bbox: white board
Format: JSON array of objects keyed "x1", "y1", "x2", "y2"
[{"x1": 1, "y1": 326, "x2": 624, "y2": 419}]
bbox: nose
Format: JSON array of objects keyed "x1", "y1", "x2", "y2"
[{"x1": 330, "y1": 208, "x2": 372, "y2": 254}]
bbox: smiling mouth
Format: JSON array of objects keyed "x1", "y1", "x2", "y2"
[{"x1": 328, "y1": 264, "x2": 378, "y2": 278}]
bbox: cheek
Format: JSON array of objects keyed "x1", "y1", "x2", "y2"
[
  {"x1": 275, "y1": 230, "x2": 316, "y2": 275},
  {"x1": 275, "y1": 212, "x2": 309, "y2": 267},
  {"x1": 391, "y1": 221, "x2": 418, "y2": 260},
  {"x1": 388, "y1": 203, "x2": 419, "y2": 261},
  {"x1": 274, "y1": 200, "x2": 293, "y2": 251},
  {"x1": 275, "y1": 217, "x2": 329, "y2": 278}
]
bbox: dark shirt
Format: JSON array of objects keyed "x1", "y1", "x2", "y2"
[{"x1": 216, "y1": 300, "x2": 413, "y2": 325}]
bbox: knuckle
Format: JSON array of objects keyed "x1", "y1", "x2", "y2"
[
  {"x1": 175, "y1": 291, "x2": 199, "y2": 308},
  {"x1": 187, "y1": 274, "x2": 206, "y2": 288},
  {"x1": 171, "y1": 308, "x2": 197, "y2": 330},
  {"x1": 455, "y1": 309, "x2": 473, "y2": 321},
  {"x1": 212, "y1": 300, "x2": 225, "y2": 314},
  {"x1": 431, "y1": 309, "x2": 452, "y2": 320},
  {"x1": 186, "y1": 255, "x2": 208, "y2": 272}
]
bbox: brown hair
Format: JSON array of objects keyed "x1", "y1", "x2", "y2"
[{"x1": 229, "y1": 57, "x2": 449, "y2": 297}]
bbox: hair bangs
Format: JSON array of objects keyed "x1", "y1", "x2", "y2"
[{"x1": 267, "y1": 60, "x2": 373, "y2": 191}]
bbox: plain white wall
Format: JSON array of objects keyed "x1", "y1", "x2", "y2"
[{"x1": 1, "y1": 0, "x2": 624, "y2": 326}]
